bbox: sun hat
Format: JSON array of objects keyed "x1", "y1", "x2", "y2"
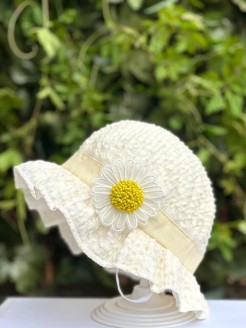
[{"x1": 14, "y1": 120, "x2": 215, "y2": 319}]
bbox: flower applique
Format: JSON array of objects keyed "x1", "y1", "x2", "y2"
[{"x1": 91, "y1": 160, "x2": 163, "y2": 232}]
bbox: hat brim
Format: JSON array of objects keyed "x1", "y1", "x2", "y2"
[{"x1": 14, "y1": 160, "x2": 208, "y2": 319}]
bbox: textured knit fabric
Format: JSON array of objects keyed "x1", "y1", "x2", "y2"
[{"x1": 14, "y1": 120, "x2": 215, "y2": 319}]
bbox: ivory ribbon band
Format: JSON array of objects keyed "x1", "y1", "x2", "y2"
[{"x1": 62, "y1": 151, "x2": 203, "y2": 273}]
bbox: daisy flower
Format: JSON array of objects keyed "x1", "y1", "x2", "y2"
[{"x1": 91, "y1": 160, "x2": 163, "y2": 232}]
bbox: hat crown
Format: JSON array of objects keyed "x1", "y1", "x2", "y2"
[{"x1": 81, "y1": 120, "x2": 215, "y2": 253}]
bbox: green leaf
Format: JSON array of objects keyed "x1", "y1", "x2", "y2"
[
  {"x1": 232, "y1": 0, "x2": 246, "y2": 12},
  {"x1": 168, "y1": 116, "x2": 183, "y2": 130},
  {"x1": 35, "y1": 218, "x2": 49, "y2": 235},
  {"x1": 237, "y1": 221, "x2": 246, "y2": 235},
  {"x1": 224, "y1": 153, "x2": 246, "y2": 175},
  {"x1": 145, "y1": 0, "x2": 178, "y2": 14},
  {"x1": 59, "y1": 9, "x2": 78, "y2": 24},
  {"x1": 49, "y1": 88, "x2": 65, "y2": 110},
  {"x1": 0, "y1": 149, "x2": 23, "y2": 173},
  {"x1": 204, "y1": 124, "x2": 227, "y2": 136},
  {"x1": 197, "y1": 148, "x2": 210, "y2": 165},
  {"x1": 0, "y1": 200, "x2": 16, "y2": 210},
  {"x1": 206, "y1": 92, "x2": 226, "y2": 114},
  {"x1": 220, "y1": 178, "x2": 236, "y2": 195},
  {"x1": 181, "y1": 12, "x2": 204, "y2": 29},
  {"x1": 225, "y1": 90, "x2": 243, "y2": 117},
  {"x1": 189, "y1": 75, "x2": 218, "y2": 92},
  {"x1": 0, "y1": 88, "x2": 22, "y2": 111},
  {"x1": 220, "y1": 246, "x2": 233, "y2": 262},
  {"x1": 127, "y1": 0, "x2": 144, "y2": 11},
  {"x1": 126, "y1": 51, "x2": 153, "y2": 83},
  {"x1": 16, "y1": 191, "x2": 26, "y2": 223},
  {"x1": 209, "y1": 223, "x2": 237, "y2": 262},
  {"x1": 149, "y1": 27, "x2": 169, "y2": 54},
  {"x1": 38, "y1": 87, "x2": 64, "y2": 109},
  {"x1": 155, "y1": 65, "x2": 168, "y2": 81},
  {"x1": 35, "y1": 27, "x2": 61, "y2": 59},
  {"x1": 9, "y1": 245, "x2": 48, "y2": 294}
]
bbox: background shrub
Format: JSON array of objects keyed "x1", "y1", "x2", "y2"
[{"x1": 0, "y1": 0, "x2": 246, "y2": 298}]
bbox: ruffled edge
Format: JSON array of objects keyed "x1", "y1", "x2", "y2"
[{"x1": 14, "y1": 161, "x2": 208, "y2": 319}]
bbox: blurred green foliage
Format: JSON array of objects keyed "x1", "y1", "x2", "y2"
[{"x1": 0, "y1": 0, "x2": 246, "y2": 298}]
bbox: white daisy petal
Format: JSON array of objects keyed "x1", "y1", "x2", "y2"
[
  {"x1": 116, "y1": 160, "x2": 125, "y2": 179},
  {"x1": 143, "y1": 184, "x2": 162, "y2": 191},
  {"x1": 92, "y1": 193, "x2": 109, "y2": 203},
  {"x1": 138, "y1": 217, "x2": 148, "y2": 226},
  {"x1": 144, "y1": 189, "x2": 163, "y2": 199},
  {"x1": 111, "y1": 164, "x2": 122, "y2": 181},
  {"x1": 92, "y1": 185, "x2": 111, "y2": 194},
  {"x1": 125, "y1": 160, "x2": 134, "y2": 179},
  {"x1": 130, "y1": 164, "x2": 140, "y2": 181},
  {"x1": 94, "y1": 198, "x2": 111, "y2": 210},
  {"x1": 140, "y1": 202, "x2": 157, "y2": 217},
  {"x1": 139, "y1": 175, "x2": 156, "y2": 186},
  {"x1": 132, "y1": 209, "x2": 149, "y2": 225},
  {"x1": 100, "y1": 205, "x2": 116, "y2": 226},
  {"x1": 101, "y1": 215, "x2": 115, "y2": 226},
  {"x1": 93, "y1": 178, "x2": 112, "y2": 187},
  {"x1": 101, "y1": 168, "x2": 117, "y2": 184},
  {"x1": 120, "y1": 160, "x2": 128, "y2": 179},
  {"x1": 143, "y1": 198, "x2": 160, "y2": 211},
  {"x1": 134, "y1": 208, "x2": 149, "y2": 221},
  {"x1": 134, "y1": 165, "x2": 148, "y2": 182},
  {"x1": 141, "y1": 183, "x2": 161, "y2": 192},
  {"x1": 112, "y1": 212, "x2": 126, "y2": 232},
  {"x1": 128, "y1": 161, "x2": 138, "y2": 180},
  {"x1": 100, "y1": 204, "x2": 113, "y2": 217},
  {"x1": 127, "y1": 214, "x2": 138, "y2": 230}
]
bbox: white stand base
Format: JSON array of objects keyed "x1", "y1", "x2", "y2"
[
  {"x1": 1, "y1": 298, "x2": 246, "y2": 328},
  {"x1": 92, "y1": 280, "x2": 196, "y2": 328}
]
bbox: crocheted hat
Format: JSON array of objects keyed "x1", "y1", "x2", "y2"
[{"x1": 14, "y1": 120, "x2": 215, "y2": 319}]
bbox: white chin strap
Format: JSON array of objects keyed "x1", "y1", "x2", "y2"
[{"x1": 116, "y1": 269, "x2": 153, "y2": 304}]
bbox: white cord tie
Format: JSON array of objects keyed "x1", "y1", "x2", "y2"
[{"x1": 116, "y1": 269, "x2": 153, "y2": 304}]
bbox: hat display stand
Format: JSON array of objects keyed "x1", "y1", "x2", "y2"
[{"x1": 92, "y1": 277, "x2": 197, "y2": 328}]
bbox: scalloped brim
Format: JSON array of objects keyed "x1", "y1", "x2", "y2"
[{"x1": 14, "y1": 160, "x2": 208, "y2": 319}]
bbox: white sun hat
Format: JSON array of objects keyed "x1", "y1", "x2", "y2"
[{"x1": 14, "y1": 120, "x2": 215, "y2": 319}]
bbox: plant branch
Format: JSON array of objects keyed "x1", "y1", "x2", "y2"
[{"x1": 8, "y1": 0, "x2": 39, "y2": 60}]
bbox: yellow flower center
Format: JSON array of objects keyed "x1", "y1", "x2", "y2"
[{"x1": 110, "y1": 180, "x2": 144, "y2": 213}]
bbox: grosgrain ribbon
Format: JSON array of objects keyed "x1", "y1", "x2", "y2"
[{"x1": 62, "y1": 151, "x2": 203, "y2": 273}]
